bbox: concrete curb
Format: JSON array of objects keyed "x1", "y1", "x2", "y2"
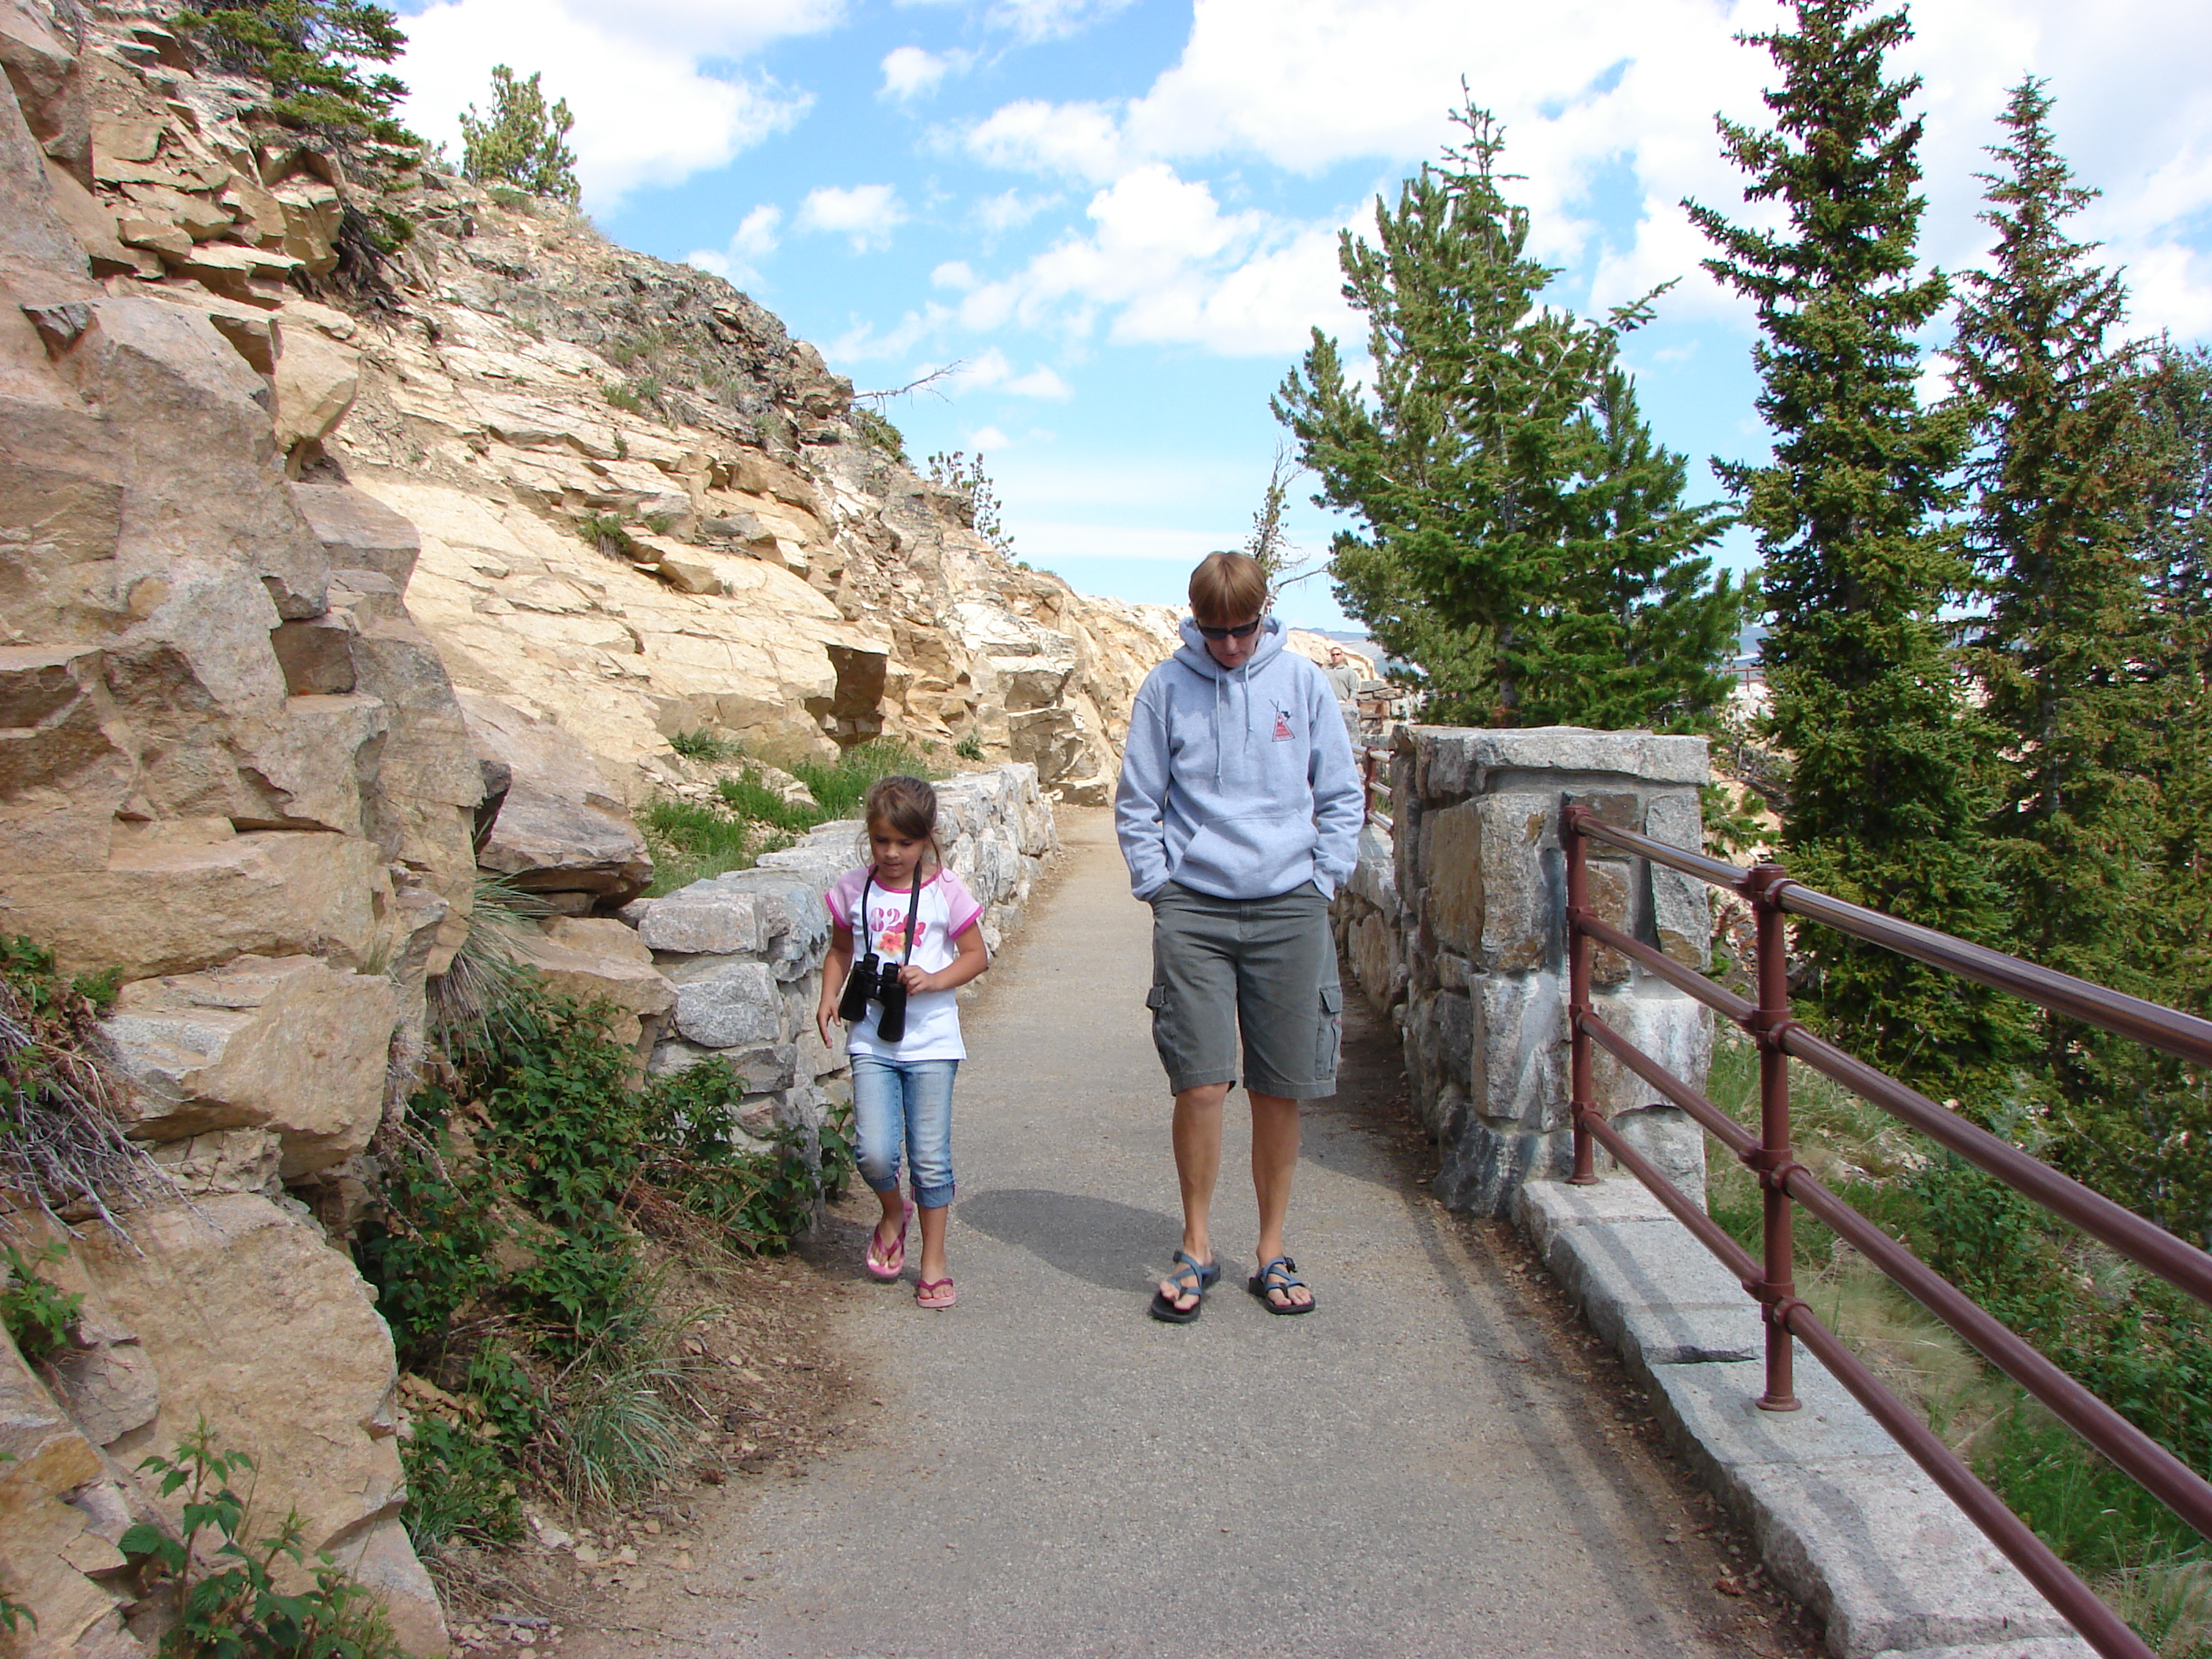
[{"x1": 1513, "y1": 1179, "x2": 2094, "y2": 1659}]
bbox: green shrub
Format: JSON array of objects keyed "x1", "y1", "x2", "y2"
[
  {"x1": 851, "y1": 407, "x2": 907, "y2": 464},
  {"x1": 575, "y1": 511, "x2": 634, "y2": 559},
  {"x1": 955, "y1": 732, "x2": 984, "y2": 763},
  {"x1": 636, "y1": 1060, "x2": 848, "y2": 1251},
  {"x1": 120, "y1": 1420, "x2": 405, "y2": 1657},
  {"x1": 360, "y1": 980, "x2": 850, "y2": 1534},
  {"x1": 1, "y1": 1240, "x2": 82, "y2": 1364},
  {"x1": 715, "y1": 772, "x2": 819, "y2": 836}
]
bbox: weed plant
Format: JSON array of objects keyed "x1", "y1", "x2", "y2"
[
  {"x1": 358, "y1": 979, "x2": 850, "y2": 1548},
  {"x1": 1703, "y1": 1031, "x2": 2212, "y2": 1648},
  {"x1": 120, "y1": 1419, "x2": 405, "y2": 1657},
  {"x1": 1, "y1": 1240, "x2": 83, "y2": 1362}
]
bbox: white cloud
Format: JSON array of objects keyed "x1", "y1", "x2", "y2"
[
  {"x1": 976, "y1": 188, "x2": 1062, "y2": 233},
  {"x1": 797, "y1": 184, "x2": 910, "y2": 251},
  {"x1": 398, "y1": 0, "x2": 839, "y2": 207},
  {"x1": 948, "y1": 163, "x2": 1354, "y2": 355},
  {"x1": 969, "y1": 424, "x2": 1016, "y2": 449},
  {"x1": 958, "y1": 0, "x2": 2212, "y2": 337},
  {"x1": 987, "y1": 0, "x2": 1133, "y2": 43},
  {"x1": 880, "y1": 44, "x2": 972, "y2": 101},
  {"x1": 932, "y1": 260, "x2": 979, "y2": 291},
  {"x1": 956, "y1": 348, "x2": 1075, "y2": 399},
  {"x1": 827, "y1": 306, "x2": 950, "y2": 364},
  {"x1": 685, "y1": 203, "x2": 783, "y2": 286}
]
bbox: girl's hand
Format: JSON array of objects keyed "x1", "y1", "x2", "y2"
[
  {"x1": 897, "y1": 964, "x2": 935, "y2": 994},
  {"x1": 815, "y1": 996, "x2": 839, "y2": 1048}
]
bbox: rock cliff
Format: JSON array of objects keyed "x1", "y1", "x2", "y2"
[{"x1": 0, "y1": 0, "x2": 1185, "y2": 807}]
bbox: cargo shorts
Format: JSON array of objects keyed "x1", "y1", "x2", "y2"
[{"x1": 1144, "y1": 881, "x2": 1343, "y2": 1100}]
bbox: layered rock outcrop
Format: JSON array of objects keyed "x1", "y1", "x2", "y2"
[{"x1": 0, "y1": 0, "x2": 1181, "y2": 805}]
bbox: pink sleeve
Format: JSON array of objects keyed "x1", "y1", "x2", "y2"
[
  {"x1": 941, "y1": 872, "x2": 984, "y2": 940},
  {"x1": 825, "y1": 867, "x2": 866, "y2": 928}
]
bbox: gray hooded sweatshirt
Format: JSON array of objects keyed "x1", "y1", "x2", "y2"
[{"x1": 1114, "y1": 617, "x2": 1364, "y2": 902}]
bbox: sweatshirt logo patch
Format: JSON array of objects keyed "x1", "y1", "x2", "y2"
[{"x1": 1272, "y1": 707, "x2": 1294, "y2": 742}]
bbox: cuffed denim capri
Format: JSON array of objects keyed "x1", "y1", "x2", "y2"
[
  {"x1": 1145, "y1": 881, "x2": 1342, "y2": 1100},
  {"x1": 849, "y1": 1054, "x2": 958, "y2": 1209}
]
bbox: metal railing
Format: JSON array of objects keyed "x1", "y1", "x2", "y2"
[{"x1": 1561, "y1": 805, "x2": 2212, "y2": 1659}]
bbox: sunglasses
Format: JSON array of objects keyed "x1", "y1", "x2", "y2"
[{"x1": 1195, "y1": 617, "x2": 1264, "y2": 641}]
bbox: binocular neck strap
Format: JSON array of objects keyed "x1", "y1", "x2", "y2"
[{"x1": 860, "y1": 871, "x2": 925, "y2": 964}]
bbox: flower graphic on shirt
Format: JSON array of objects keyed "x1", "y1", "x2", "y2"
[{"x1": 872, "y1": 914, "x2": 928, "y2": 957}]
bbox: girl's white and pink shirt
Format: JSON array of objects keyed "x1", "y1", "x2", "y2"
[{"x1": 824, "y1": 866, "x2": 983, "y2": 1061}]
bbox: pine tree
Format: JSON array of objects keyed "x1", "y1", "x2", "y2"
[
  {"x1": 1686, "y1": 0, "x2": 2022, "y2": 1100},
  {"x1": 1950, "y1": 78, "x2": 2166, "y2": 1112},
  {"x1": 178, "y1": 2, "x2": 411, "y2": 141},
  {"x1": 1276, "y1": 101, "x2": 1742, "y2": 731},
  {"x1": 2065, "y1": 349, "x2": 2212, "y2": 1240},
  {"x1": 460, "y1": 66, "x2": 580, "y2": 204}
]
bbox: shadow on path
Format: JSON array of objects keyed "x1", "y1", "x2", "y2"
[{"x1": 956, "y1": 1188, "x2": 1181, "y2": 1294}]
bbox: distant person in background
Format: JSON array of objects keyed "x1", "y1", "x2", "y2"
[
  {"x1": 1114, "y1": 551, "x2": 1364, "y2": 1322},
  {"x1": 1322, "y1": 644, "x2": 1362, "y2": 753}
]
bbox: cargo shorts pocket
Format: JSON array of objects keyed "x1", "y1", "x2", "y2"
[
  {"x1": 1146, "y1": 983, "x2": 1176, "y2": 1069},
  {"x1": 1315, "y1": 983, "x2": 1343, "y2": 1078}
]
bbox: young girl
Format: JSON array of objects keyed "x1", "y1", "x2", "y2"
[{"x1": 817, "y1": 776, "x2": 990, "y2": 1309}]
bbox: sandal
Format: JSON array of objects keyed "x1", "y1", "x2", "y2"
[
  {"x1": 1148, "y1": 1250, "x2": 1219, "y2": 1324},
  {"x1": 865, "y1": 1199, "x2": 913, "y2": 1282},
  {"x1": 1248, "y1": 1255, "x2": 1315, "y2": 1316},
  {"x1": 915, "y1": 1276, "x2": 956, "y2": 1309}
]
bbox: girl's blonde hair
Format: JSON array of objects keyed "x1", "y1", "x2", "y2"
[{"x1": 864, "y1": 775, "x2": 943, "y2": 872}]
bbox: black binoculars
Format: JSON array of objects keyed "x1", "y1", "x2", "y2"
[{"x1": 837, "y1": 953, "x2": 910, "y2": 1042}]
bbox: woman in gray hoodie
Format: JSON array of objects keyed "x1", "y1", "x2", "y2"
[{"x1": 1114, "y1": 552, "x2": 1364, "y2": 1321}]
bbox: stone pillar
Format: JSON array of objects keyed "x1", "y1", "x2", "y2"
[{"x1": 1333, "y1": 726, "x2": 1714, "y2": 1216}]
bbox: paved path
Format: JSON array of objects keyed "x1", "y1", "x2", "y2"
[{"x1": 615, "y1": 811, "x2": 1758, "y2": 1658}]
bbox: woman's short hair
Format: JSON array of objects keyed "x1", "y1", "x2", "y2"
[{"x1": 1188, "y1": 551, "x2": 1268, "y2": 628}]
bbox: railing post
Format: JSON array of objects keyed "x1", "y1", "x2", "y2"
[
  {"x1": 1566, "y1": 806, "x2": 1597, "y2": 1185},
  {"x1": 1747, "y1": 862, "x2": 1801, "y2": 1412}
]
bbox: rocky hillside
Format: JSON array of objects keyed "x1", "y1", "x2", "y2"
[{"x1": 0, "y1": 0, "x2": 1188, "y2": 808}]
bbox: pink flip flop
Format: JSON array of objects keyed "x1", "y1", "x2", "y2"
[
  {"x1": 914, "y1": 1276, "x2": 956, "y2": 1309},
  {"x1": 865, "y1": 1199, "x2": 912, "y2": 1282}
]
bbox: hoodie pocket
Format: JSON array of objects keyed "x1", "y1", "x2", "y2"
[{"x1": 1170, "y1": 814, "x2": 1318, "y2": 896}]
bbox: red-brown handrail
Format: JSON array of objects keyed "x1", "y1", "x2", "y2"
[{"x1": 1561, "y1": 804, "x2": 2212, "y2": 1659}]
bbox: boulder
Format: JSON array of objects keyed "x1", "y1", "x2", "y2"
[
  {"x1": 101, "y1": 954, "x2": 399, "y2": 1176},
  {"x1": 458, "y1": 690, "x2": 652, "y2": 903},
  {"x1": 0, "y1": 1323, "x2": 138, "y2": 1657},
  {"x1": 271, "y1": 324, "x2": 359, "y2": 459},
  {"x1": 75, "y1": 1193, "x2": 448, "y2": 1657},
  {"x1": 0, "y1": 822, "x2": 384, "y2": 980},
  {"x1": 518, "y1": 915, "x2": 675, "y2": 1049}
]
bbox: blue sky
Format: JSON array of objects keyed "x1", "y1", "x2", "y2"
[{"x1": 394, "y1": 0, "x2": 2212, "y2": 632}]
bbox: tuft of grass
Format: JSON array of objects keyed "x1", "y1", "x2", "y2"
[
  {"x1": 576, "y1": 511, "x2": 635, "y2": 559},
  {"x1": 551, "y1": 1324, "x2": 701, "y2": 1511},
  {"x1": 668, "y1": 729, "x2": 742, "y2": 764},
  {"x1": 788, "y1": 739, "x2": 940, "y2": 821},
  {"x1": 426, "y1": 873, "x2": 551, "y2": 1053},
  {"x1": 639, "y1": 798, "x2": 778, "y2": 895},
  {"x1": 955, "y1": 732, "x2": 984, "y2": 762}
]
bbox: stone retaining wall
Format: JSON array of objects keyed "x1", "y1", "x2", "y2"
[
  {"x1": 623, "y1": 764, "x2": 1056, "y2": 1141},
  {"x1": 1334, "y1": 725, "x2": 1715, "y2": 1215}
]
